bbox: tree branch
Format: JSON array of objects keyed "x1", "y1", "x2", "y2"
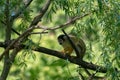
[
  {"x1": 30, "y1": 0, "x2": 51, "y2": 26},
  {"x1": 0, "y1": 47, "x2": 21, "y2": 80},
  {"x1": 0, "y1": 27, "x2": 34, "y2": 61},
  {"x1": 0, "y1": 41, "x2": 107, "y2": 73},
  {"x1": 0, "y1": 20, "x2": 20, "y2": 35},
  {"x1": 0, "y1": 0, "x2": 51, "y2": 61},
  {"x1": 0, "y1": 0, "x2": 33, "y2": 36},
  {"x1": 21, "y1": 46, "x2": 107, "y2": 73},
  {"x1": 36, "y1": 11, "x2": 93, "y2": 30},
  {"x1": 0, "y1": 0, "x2": 14, "y2": 79}
]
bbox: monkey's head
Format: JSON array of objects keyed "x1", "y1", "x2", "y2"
[
  {"x1": 57, "y1": 34, "x2": 67, "y2": 45},
  {"x1": 57, "y1": 34, "x2": 77, "y2": 45}
]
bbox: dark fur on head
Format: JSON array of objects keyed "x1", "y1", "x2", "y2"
[
  {"x1": 57, "y1": 34, "x2": 65, "y2": 40},
  {"x1": 57, "y1": 34, "x2": 66, "y2": 45}
]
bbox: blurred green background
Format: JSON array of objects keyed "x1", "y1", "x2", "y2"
[{"x1": 0, "y1": 0, "x2": 120, "y2": 80}]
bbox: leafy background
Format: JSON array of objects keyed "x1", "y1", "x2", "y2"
[{"x1": 0, "y1": 0, "x2": 120, "y2": 80}]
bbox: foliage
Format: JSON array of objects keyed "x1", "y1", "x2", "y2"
[{"x1": 0, "y1": 0, "x2": 120, "y2": 80}]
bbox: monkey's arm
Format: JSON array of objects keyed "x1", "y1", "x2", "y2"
[
  {"x1": 60, "y1": 46, "x2": 73, "y2": 56},
  {"x1": 64, "y1": 47, "x2": 73, "y2": 55}
]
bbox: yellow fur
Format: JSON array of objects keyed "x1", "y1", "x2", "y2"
[{"x1": 58, "y1": 34, "x2": 86, "y2": 58}]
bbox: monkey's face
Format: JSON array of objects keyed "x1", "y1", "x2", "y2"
[{"x1": 57, "y1": 34, "x2": 66, "y2": 45}]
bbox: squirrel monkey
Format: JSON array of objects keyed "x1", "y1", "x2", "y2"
[{"x1": 57, "y1": 34, "x2": 86, "y2": 59}]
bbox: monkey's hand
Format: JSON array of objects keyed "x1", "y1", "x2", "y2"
[{"x1": 60, "y1": 47, "x2": 73, "y2": 56}]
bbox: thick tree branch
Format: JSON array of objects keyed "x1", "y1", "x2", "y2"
[
  {"x1": 0, "y1": 47, "x2": 21, "y2": 80},
  {"x1": 0, "y1": 41, "x2": 107, "y2": 73},
  {"x1": 0, "y1": 0, "x2": 11, "y2": 79},
  {"x1": 33, "y1": 47, "x2": 107, "y2": 73},
  {"x1": 0, "y1": 0, "x2": 14, "y2": 79},
  {"x1": 25, "y1": 46, "x2": 107, "y2": 73},
  {"x1": 30, "y1": 0, "x2": 51, "y2": 26}
]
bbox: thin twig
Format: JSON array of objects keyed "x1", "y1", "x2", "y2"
[
  {"x1": 0, "y1": 20, "x2": 20, "y2": 35},
  {"x1": 78, "y1": 69, "x2": 85, "y2": 80},
  {"x1": 84, "y1": 68, "x2": 91, "y2": 76},
  {"x1": 0, "y1": 20, "x2": 6, "y2": 25},
  {"x1": 36, "y1": 12, "x2": 94, "y2": 30},
  {"x1": 10, "y1": 0, "x2": 33, "y2": 21},
  {"x1": 30, "y1": 32, "x2": 48, "y2": 35}
]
